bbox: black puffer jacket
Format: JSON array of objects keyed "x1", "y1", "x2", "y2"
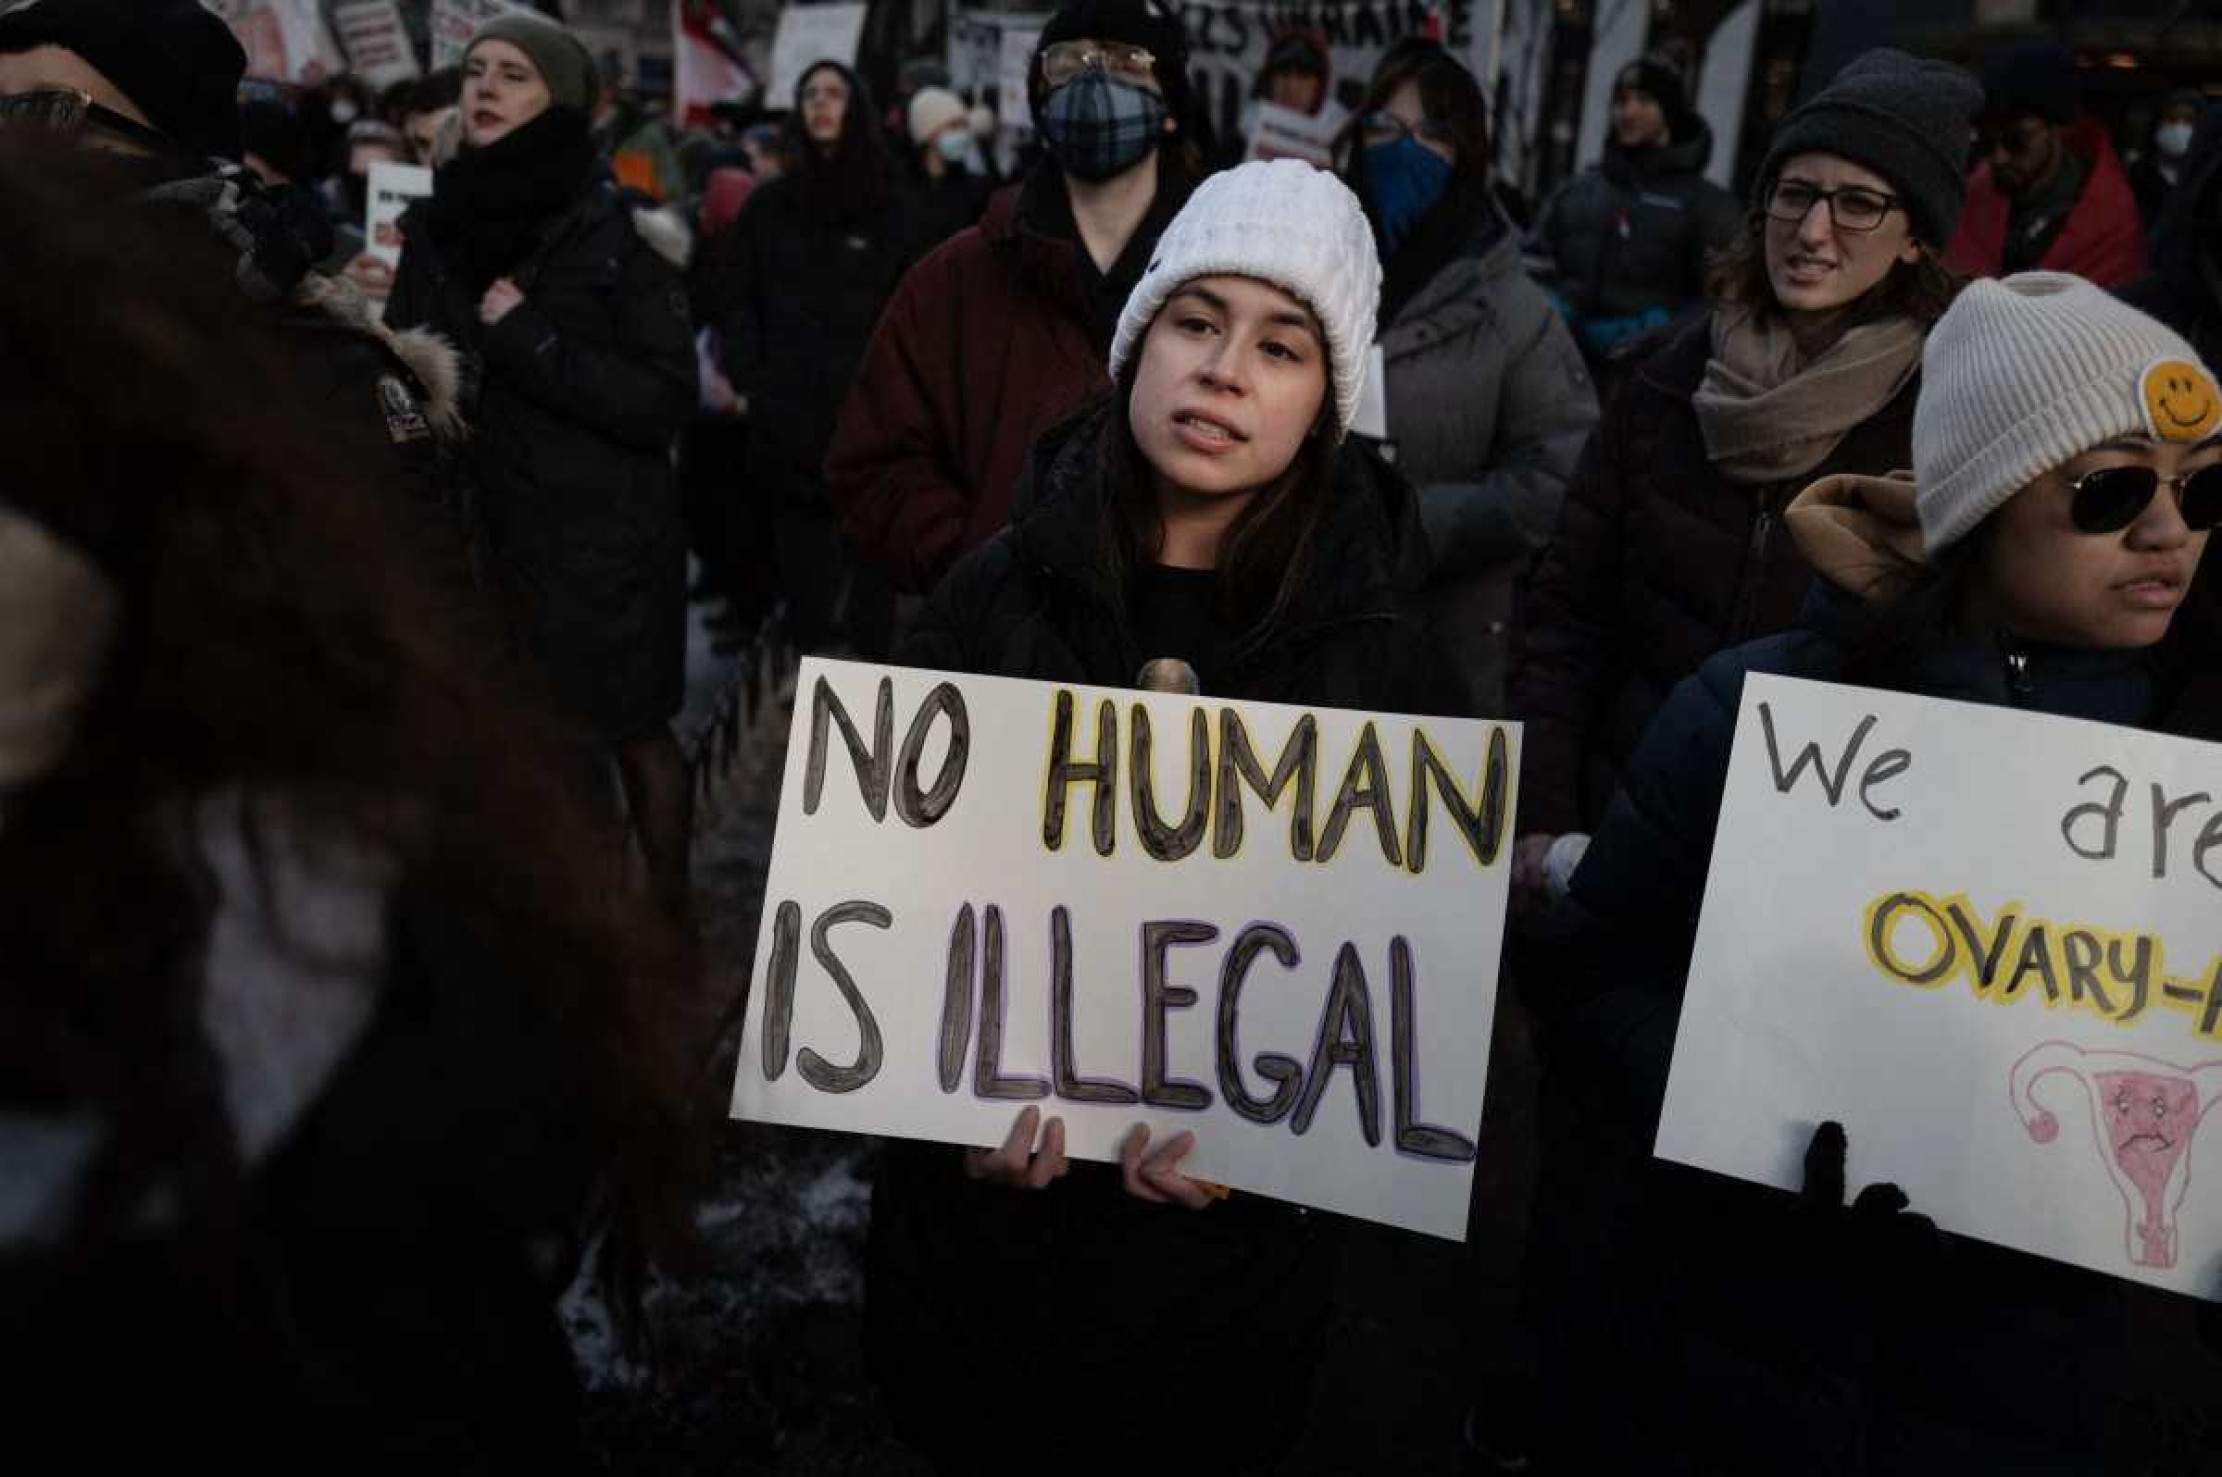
[
  {"x1": 387, "y1": 175, "x2": 695, "y2": 746},
  {"x1": 869, "y1": 407, "x2": 1467, "y2": 1471},
  {"x1": 1526, "y1": 580, "x2": 2222, "y2": 1473},
  {"x1": 695, "y1": 152, "x2": 931, "y2": 504},
  {"x1": 1528, "y1": 118, "x2": 1742, "y2": 332},
  {"x1": 1506, "y1": 319, "x2": 1920, "y2": 837}
]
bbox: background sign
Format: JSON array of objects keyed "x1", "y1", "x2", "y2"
[
  {"x1": 1659, "y1": 675, "x2": 2222, "y2": 1298},
  {"x1": 764, "y1": 2, "x2": 868, "y2": 110},
  {"x1": 730, "y1": 659, "x2": 1519, "y2": 1241}
]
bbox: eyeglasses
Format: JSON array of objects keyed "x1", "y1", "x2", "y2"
[
  {"x1": 1039, "y1": 40, "x2": 1158, "y2": 90},
  {"x1": 1764, "y1": 177, "x2": 1902, "y2": 233},
  {"x1": 2065, "y1": 462, "x2": 2222, "y2": 534},
  {"x1": 0, "y1": 88, "x2": 171, "y2": 150},
  {"x1": 1359, "y1": 110, "x2": 1456, "y2": 151}
]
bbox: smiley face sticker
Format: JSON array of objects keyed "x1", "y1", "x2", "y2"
[{"x1": 2139, "y1": 358, "x2": 2222, "y2": 442}]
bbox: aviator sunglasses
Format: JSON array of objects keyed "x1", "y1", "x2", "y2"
[{"x1": 2065, "y1": 462, "x2": 2222, "y2": 534}]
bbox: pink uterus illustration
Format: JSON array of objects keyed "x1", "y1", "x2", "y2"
[{"x1": 2010, "y1": 1041, "x2": 2222, "y2": 1270}]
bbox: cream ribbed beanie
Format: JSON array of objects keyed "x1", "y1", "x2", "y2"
[
  {"x1": 1915, "y1": 272, "x2": 2222, "y2": 554},
  {"x1": 1108, "y1": 159, "x2": 1381, "y2": 437}
]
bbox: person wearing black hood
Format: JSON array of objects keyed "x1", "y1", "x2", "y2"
[
  {"x1": 2129, "y1": 87, "x2": 2208, "y2": 230},
  {"x1": 0, "y1": 0, "x2": 464, "y2": 550},
  {"x1": 695, "y1": 57, "x2": 928, "y2": 654},
  {"x1": 825, "y1": 0, "x2": 1201, "y2": 598},
  {"x1": 385, "y1": 8, "x2": 697, "y2": 925},
  {"x1": 1527, "y1": 56, "x2": 1741, "y2": 368},
  {"x1": 1344, "y1": 43, "x2": 1595, "y2": 712},
  {"x1": 2125, "y1": 107, "x2": 2222, "y2": 365}
]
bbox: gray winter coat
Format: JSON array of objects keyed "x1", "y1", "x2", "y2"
[{"x1": 1385, "y1": 212, "x2": 1599, "y2": 710}]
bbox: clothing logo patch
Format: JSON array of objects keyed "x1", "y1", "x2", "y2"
[
  {"x1": 376, "y1": 374, "x2": 432, "y2": 445},
  {"x1": 2139, "y1": 358, "x2": 2221, "y2": 443}
]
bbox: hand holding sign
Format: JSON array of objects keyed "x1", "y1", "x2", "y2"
[
  {"x1": 1658, "y1": 674, "x2": 2222, "y2": 1298},
  {"x1": 731, "y1": 659, "x2": 1517, "y2": 1240}
]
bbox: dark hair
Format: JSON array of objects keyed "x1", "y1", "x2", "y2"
[
  {"x1": 787, "y1": 59, "x2": 897, "y2": 220},
  {"x1": 407, "y1": 66, "x2": 464, "y2": 115},
  {"x1": 1706, "y1": 193, "x2": 1964, "y2": 327},
  {"x1": 1343, "y1": 42, "x2": 1491, "y2": 190},
  {"x1": 1094, "y1": 352, "x2": 1339, "y2": 645},
  {"x1": 0, "y1": 141, "x2": 692, "y2": 1329}
]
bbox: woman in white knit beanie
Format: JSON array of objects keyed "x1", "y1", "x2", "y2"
[
  {"x1": 868, "y1": 159, "x2": 1469, "y2": 1474},
  {"x1": 1523, "y1": 272, "x2": 2221, "y2": 1470}
]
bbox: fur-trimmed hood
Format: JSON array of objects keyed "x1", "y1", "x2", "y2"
[{"x1": 292, "y1": 270, "x2": 466, "y2": 441}]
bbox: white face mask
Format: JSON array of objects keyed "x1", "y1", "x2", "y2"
[
  {"x1": 330, "y1": 98, "x2": 361, "y2": 126},
  {"x1": 2157, "y1": 120, "x2": 2196, "y2": 160}
]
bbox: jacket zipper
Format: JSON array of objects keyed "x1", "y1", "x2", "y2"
[
  {"x1": 1999, "y1": 634, "x2": 2036, "y2": 707},
  {"x1": 1728, "y1": 503, "x2": 1778, "y2": 641}
]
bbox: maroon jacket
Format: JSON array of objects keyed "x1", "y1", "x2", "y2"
[{"x1": 824, "y1": 170, "x2": 1182, "y2": 594}]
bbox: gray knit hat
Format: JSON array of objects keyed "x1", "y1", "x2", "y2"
[
  {"x1": 1756, "y1": 48, "x2": 1983, "y2": 248},
  {"x1": 466, "y1": 8, "x2": 597, "y2": 112},
  {"x1": 1110, "y1": 159, "x2": 1381, "y2": 438},
  {"x1": 1914, "y1": 273, "x2": 2222, "y2": 555}
]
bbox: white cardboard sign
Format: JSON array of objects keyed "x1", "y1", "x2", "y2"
[
  {"x1": 430, "y1": 0, "x2": 526, "y2": 70},
  {"x1": 1659, "y1": 674, "x2": 2222, "y2": 1298},
  {"x1": 332, "y1": 0, "x2": 420, "y2": 89},
  {"x1": 1244, "y1": 99, "x2": 1344, "y2": 168},
  {"x1": 363, "y1": 161, "x2": 433, "y2": 272},
  {"x1": 729, "y1": 659, "x2": 1518, "y2": 1241},
  {"x1": 764, "y1": 2, "x2": 869, "y2": 111}
]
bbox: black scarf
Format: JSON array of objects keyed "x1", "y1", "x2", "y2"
[{"x1": 424, "y1": 108, "x2": 595, "y2": 293}]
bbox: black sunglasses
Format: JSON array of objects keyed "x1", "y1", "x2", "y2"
[
  {"x1": 2066, "y1": 462, "x2": 2222, "y2": 534},
  {"x1": 0, "y1": 88, "x2": 172, "y2": 150}
]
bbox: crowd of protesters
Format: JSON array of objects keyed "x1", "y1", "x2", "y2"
[{"x1": 5, "y1": 0, "x2": 2222, "y2": 1470}]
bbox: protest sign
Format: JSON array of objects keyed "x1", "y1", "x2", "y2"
[
  {"x1": 363, "y1": 160, "x2": 432, "y2": 274},
  {"x1": 764, "y1": 2, "x2": 868, "y2": 110},
  {"x1": 430, "y1": 0, "x2": 525, "y2": 69},
  {"x1": 995, "y1": 23, "x2": 1043, "y2": 123},
  {"x1": 332, "y1": 0, "x2": 421, "y2": 90},
  {"x1": 1180, "y1": 0, "x2": 1485, "y2": 150},
  {"x1": 729, "y1": 659, "x2": 1518, "y2": 1241},
  {"x1": 1244, "y1": 98, "x2": 1344, "y2": 167},
  {"x1": 206, "y1": 0, "x2": 343, "y2": 83},
  {"x1": 1658, "y1": 674, "x2": 2222, "y2": 1299}
]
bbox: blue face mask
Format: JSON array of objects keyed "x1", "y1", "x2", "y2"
[
  {"x1": 1360, "y1": 134, "x2": 1452, "y2": 257},
  {"x1": 936, "y1": 130, "x2": 972, "y2": 165}
]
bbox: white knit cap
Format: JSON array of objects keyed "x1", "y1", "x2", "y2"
[
  {"x1": 1915, "y1": 272, "x2": 2222, "y2": 554},
  {"x1": 906, "y1": 86, "x2": 966, "y2": 145},
  {"x1": 1108, "y1": 159, "x2": 1381, "y2": 437}
]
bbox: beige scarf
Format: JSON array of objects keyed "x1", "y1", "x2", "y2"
[{"x1": 1692, "y1": 305, "x2": 1925, "y2": 486}]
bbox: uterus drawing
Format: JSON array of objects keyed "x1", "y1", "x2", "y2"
[{"x1": 2010, "y1": 1041, "x2": 2222, "y2": 1271}]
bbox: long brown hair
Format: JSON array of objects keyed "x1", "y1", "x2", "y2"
[
  {"x1": 1093, "y1": 351, "x2": 1340, "y2": 647},
  {"x1": 0, "y1": 142, "x2": 692, "y2": 1309},
  {"x1": 1708, "y1": 176, "x2": 1964, "y2": 327}
]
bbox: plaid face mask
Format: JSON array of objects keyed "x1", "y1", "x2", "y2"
[{"x1": 1038, "y1": 70, "x2": 1166, "y2": 182}]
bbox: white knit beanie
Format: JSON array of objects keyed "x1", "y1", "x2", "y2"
[
  {"x1": 906, "y1": 86, "x2": 966, "y2": 145},
  {"x1": 1916, "y1": 272, "x2": 2222, "y2": 554},
  {"x1": 1108, "y1": 159, "x2": 1381, "y2": 437}
]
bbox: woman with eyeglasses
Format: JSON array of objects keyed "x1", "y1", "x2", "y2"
[
  {"x1": 1521, "y1": 274, "x2": 2222, "y2": 1469},
  {"x1": 1509, "y1": 50, "x2": 1982, "y2": 915},
  {"x1": 1340, "y1": 43, "x2": 1596, "y2": 714}
]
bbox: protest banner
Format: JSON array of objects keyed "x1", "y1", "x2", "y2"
[
  {"x1": 1244, "y1": 98, "x2": 1344, "y2": 167},
  {"x1": 995, "y1": 22, "x2": 1045, "y2": 120},
  {"x1": 1658, "y1": 674, "x2": 2222, "y2": 1299},
  {"x1": 332, "y1": 0, "x2": 421, "y2": 90},
  {"x1": 363, "y1": 160, "x2": 432, "y2": 274},
  {"x1": 1178, "y1": 0, "x2": 1486, "y2": 151},
  {"x1": 430, "y1": 0, "x2": 525, "y2": 69},
  {"x1": 206, "y1": 0, "x2": 343, "y2": 84},
  {"x1": 729, "y1": 659, "x2": 1518, "y2": 1241},
  {"x1": 764, "y1": 2, "x2": 868, "y2": 110}
]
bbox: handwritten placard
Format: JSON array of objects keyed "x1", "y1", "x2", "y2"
[
  {"x1": 332, "y1": 0, "x2": 420, "y2": 89},
  {"x1": 1659, "y1": 674, "x2": 2222, "y2": 1298},
  {"x1": 729, "y1": 659, "x2": 1518, "y2": 1241},
  {"x1": 363, "y1": 160, "x2": 432, "y2": 274}
]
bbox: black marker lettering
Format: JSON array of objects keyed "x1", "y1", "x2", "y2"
[
  {"x1": 1050, "y1": 905, "x2": 1139, "y2": 1104},
  {"x1": 1291, "y1": 942, "x2": 1383, "y2": 1145},
  {"x1": 796, "y1": 902, "x2": 889, "y2": 1094},
  {"x1": 1217, "y1": 923, "x2": 1304, "y2": 1124}
]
